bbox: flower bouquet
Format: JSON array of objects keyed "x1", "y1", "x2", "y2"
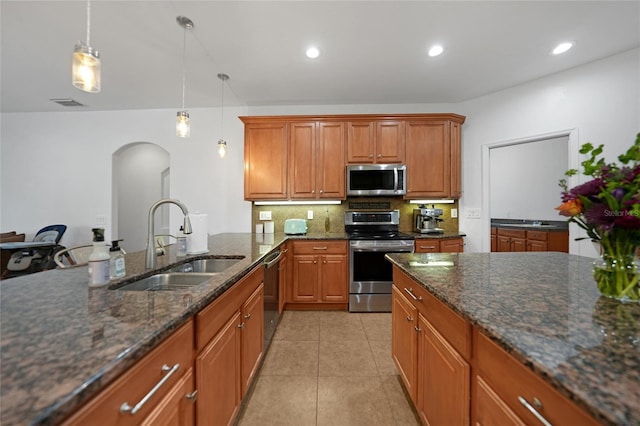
[{"x1": 556, "y1": 134, "x2": 640, "y2": 301}]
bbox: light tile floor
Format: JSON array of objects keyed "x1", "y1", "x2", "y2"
[{"x1": 236, "y1": 311, "x2": 421, "y2": 426}]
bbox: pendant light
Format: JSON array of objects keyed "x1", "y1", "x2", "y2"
[
  {"x1": 72, "y1": 0, "x2": 100, "y2": 93},
  {"x1": 217, "y1": 73, "x2": 229, "y2": 158},
  {"x1": 176, "y1": 16, "x2": 194, "y2": 138}
]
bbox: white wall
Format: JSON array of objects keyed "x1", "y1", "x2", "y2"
[
  {"x1": 490, "y1": 136, "x2": 568, "y2": 221},
  {"x1": 2, "y1": 49, "x2": 638, "y2": 255},
  {"x1": 1, "y1": 106, "x2": 250, "y2": 248},
  {"x1": 458, "y1": 48, "x2": 640, "y2": 255}
]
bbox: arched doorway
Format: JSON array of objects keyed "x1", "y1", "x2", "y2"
[{"x1": 112, "y1": 143, "x2": 170, "y2": 253}]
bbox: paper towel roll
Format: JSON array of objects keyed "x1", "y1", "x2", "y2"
[
  {"x1": 187, "y1": 213, "x2": 209, "y2": 254},
  {"x1": 264, "y1": 221, "x2": 274, "y2": 234}
]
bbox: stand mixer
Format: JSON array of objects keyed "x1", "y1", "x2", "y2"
[{"x1": 413, "y1": 205, "x2": 444, "y2": 234}]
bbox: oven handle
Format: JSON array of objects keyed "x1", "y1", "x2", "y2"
[
  {"x1": 350, "y1": 247, "x2": 414, "y2": 253},
  {"x1": 393, "y1": 168, "x2": 399, "y2": 192}
]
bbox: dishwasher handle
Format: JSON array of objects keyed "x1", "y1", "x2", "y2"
[{"x1": 264, "y1": 250, "x2": 283, "y2": 269}]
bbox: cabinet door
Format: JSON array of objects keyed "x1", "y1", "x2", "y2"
[
  {"x1": 320, "y1": 254, "x2": 348, "y2": 302},
  {"x1": 347, "y1": 121, "x2": 375, "y2": 163},
  {"x1": 317, "y1": 122, "x2": 346, "y2": 198},
  {"x1": 497, "y1": 235, "x2": 512, "y2": 252},
  {"x1": 474, "y1": 376, "x2": 525, "y2": 426},
  {"x1": 417, "y1": 314, "x2": 470, "y2": 426},
  {"x1": 291, "y1": 255, "x2": 319, "y2": 302},
  {"x1": 440, "y1": 238, "x2": 464, "y2": 253},
  {"x1": 241, "y1": 284, "x2": 264, "y2": 397},
  {"x1": 289, "y1": 122, "x2": 317, "y2": 199},
  {"x1": 527, "y1": 240, "x2": 548, "y2": 251},
  {"x1": 141, "y1": 368, "x2": 196, "y2": 426},
  {"x1": 244, "y1": 123, "x2": 288, "y2": 200},
  {"x1": 391, "y1": 286, "x2": 418, "y2": 402},
  {"x1": 414, "y1": 240, "x2": 440, "y2": 253},
  {"x1": 376, "y1": 120, "x2": 405, "y2": 163},
  {"x1": 405, "y1": 121, "x2": 451, "y2": 197},
  {"x1": 512, "y1": 237, "x2": 527, "y2": 252},
  {"x1": 196, "y1": 312, "x2": 242, "y2": 426}
]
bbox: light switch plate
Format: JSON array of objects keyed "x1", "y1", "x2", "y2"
[
  {"x1": 451, "y1": 209, "x2": 458, "y2": 218},
  {"x1": 467, "y1": 208, "x2": 481, "y2": 219},
  {"x1": 259, "y1": 211, "x2": 272, "y2": 220},
  {"x1": 307, "y1": 210, "x2": 314, "y2": 220}
]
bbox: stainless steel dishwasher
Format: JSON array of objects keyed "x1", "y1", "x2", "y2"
[{"x1": 263, "y1": 249, "x2": 283, "y2": 350}]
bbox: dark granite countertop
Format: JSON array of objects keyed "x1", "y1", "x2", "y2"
[
  {"x1": 491, "y1": 218, "x2": 569, "y2": 231},
  {"x1": 0, "y1": 233, "x2": 297, "y2": 425},
  {"x1": 386, "y1": 252, "x2": 640, "y2": 426}
]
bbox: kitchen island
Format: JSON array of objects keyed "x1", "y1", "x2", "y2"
[{"x1": 386, "y1": 251, "x2": 640, "y2": 425}]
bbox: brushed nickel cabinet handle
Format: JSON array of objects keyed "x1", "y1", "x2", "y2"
[
  {"x1": 403, "y1": 287, "x2": 423, "y2": 302},
  {"x1": 120, "y1": 363, "x2": 180, "y2": 415},
  {"x1": 238, "y1": 322, "x2": 245, "y2": 329},
  {"x1": 406, "y1": 315, "x2": 413, "y2": 322},
  {"x1": 313, "y1": 246, "x2": 328, "y2": 250},
  {"x1": 414, "y1": 326, "x2": 422, "y2": 333},
  {"x1": 244, "y1": 313, "x2": 251, "y2": 320},
  {"x1": 186, "y1": 390, "x2": 197, "y2": 402},
  {"x1": 518, "y1": 396, "x2": 552, "y2": 426}
]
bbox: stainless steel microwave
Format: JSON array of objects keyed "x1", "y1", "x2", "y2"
[{"x1": 346, "y1": 164, "x2": 407, "y2": 196}]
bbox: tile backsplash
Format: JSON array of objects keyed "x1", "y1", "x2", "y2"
[{"x1": 252, "y1": 198, "x2": 459, "y2": 234}]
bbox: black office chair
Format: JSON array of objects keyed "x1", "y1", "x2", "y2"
[{"x1": 4, "y1": 224, "x2": 67, "y2": 278}]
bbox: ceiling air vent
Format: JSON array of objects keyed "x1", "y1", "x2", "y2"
[{"x1": 50, "y1": 98, "x2": 85, "y2": 107}]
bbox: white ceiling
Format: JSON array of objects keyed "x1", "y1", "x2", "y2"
[{"x1": 1, "y1": 1, "x2": 639, "y2": 113}]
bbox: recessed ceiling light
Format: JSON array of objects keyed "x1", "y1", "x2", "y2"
[
  {"x1": 428, "y1": 45, "x2": 444, "y2": 57},
  {"x1": 551, "y1": 42, "x2": 573, "y2": 55},
  {"x1": 306, "y1": 47, "x2": 320, "y2": 59}
]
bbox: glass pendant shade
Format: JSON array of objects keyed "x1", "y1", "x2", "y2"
[
  {"x1": 218, "y1": 139, "x2": 227, "y2": 158},
  {"x1": 176, "y1": 111, "x2": 190, "y2": 138},
  {"x1": 72, "y1": 43, "x2": 101, "y2": 93}
]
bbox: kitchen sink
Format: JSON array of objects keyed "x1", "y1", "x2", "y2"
[
  {"x1": 169, "y1": 257, "x2": 243, "y2": 273},
  {"x1": 111, "y1": 273, "x2": 216, "y2": 291},
  {"x1": 498, "y1": 223, "x2": 558, "y2": 228}
]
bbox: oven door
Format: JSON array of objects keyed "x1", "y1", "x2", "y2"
[{"x1": 349, "y1": 239, "x2": 414, "y2": 312}]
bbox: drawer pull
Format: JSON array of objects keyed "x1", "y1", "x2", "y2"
[
  {"x1": 186, "y1": 390, "x2": 198, "y2": 402},
  {"x1": 244, "y1": 313, "x2": 252, "y2": 320},
  {"x1": 403, "y1": 287, "x2": 423, "y2": 302},
  {"x1": 414, "y1": 326, "x2": 422, "y2": 333},
  {"x1": 120, "y1": 363, "x2": 180, "y2": 415},
  {"x1": 313, "y1": 246, "x2": 328, "y2": 250},
  {"x1": 238, "y1": 322, "x2": 245, "y2": 329},
  {"x1": 518, "y1": 396, "x2": 552, "y2": 426},
  {"x1": 406, "y1": 315, "x2": 413, "y2": 322},
  {"x1": 420, "y1": 245, "x2": 436, "y2": 250}
]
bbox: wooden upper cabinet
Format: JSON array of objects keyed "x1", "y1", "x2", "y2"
[
  {"x1": 243, "y1": 122, "x2": 288, "y2": 200},
  {"x1": 347, "y1": 120, "x2": 404, "y2": 164},
  {"x1": 289, "y1": 122, "x2": 317, "y2": 199},
  {"x1": 450, "y1": 121, "x2": 462, "y2": 198},
  {"x1": 317, "y1": 122, "x2": 346, "y2": 199},
  {"x1": 289, "y1": 121, "x2": 346, "y2": 200}
]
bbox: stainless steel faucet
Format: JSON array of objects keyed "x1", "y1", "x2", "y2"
[{"x1": 146, "y1": 199, "x2": 193, "y2": 269}]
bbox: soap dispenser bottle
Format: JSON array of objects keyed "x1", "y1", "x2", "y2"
[
  {"x1": 109, "y1": 240, "x2": 126, "y2": 279},
  {"x1": 176, "y1": 226, "x2": 188, "y2": 256},
  {"x1": 88, "y1": 228, "x2": 110, "y2": 287}
]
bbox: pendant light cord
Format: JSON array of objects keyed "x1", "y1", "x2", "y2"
[
  {"x1": 220, "y1": 78, "x2": 225, "y2": 138},
  {"x1": 181, "y1": 26, "x2": 187, "y2": 110},
  {"x1": 86, "y1": 0, "x2": 91, "y2": 46}
]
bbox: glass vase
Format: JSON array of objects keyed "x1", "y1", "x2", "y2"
[{"x1": 593, "y1": 237, "x2": 640, "y2": 302}]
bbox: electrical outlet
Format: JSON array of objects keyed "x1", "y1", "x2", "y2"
[
  {"x1": 259, "y1": 211, "x2": 272, "y2": 220},
  {"x1": 95, "y1": 214, "x2": 107, "y2": 225},
  {"x1": 467, "y1": 208, "x2": 481, "y2": 219},
  {"x1": 451, "y1": 209, "x2": 458, "y2": 218},
  {"x1": 307, "y1": 210, "x2": 314, "y2": 220}
]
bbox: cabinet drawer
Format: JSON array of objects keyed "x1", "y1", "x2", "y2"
[
  {"x1": 473, "y1": 329, "x2": 599, "y2": 426},
  {"x1": 292, "y1": 240, "x2": 346, "y2": 255},
  {"x1": 196, "y1": 264, "x2": 263, "y2": 350},
  {"x1": 414, "y1": 240, "x2": 440, "y2": 253},
  {"x1": 393, "y1": 267, "x2": 471, "y2": 360},
  {"x1": 526, "y1": 230, "x2": 548, "y2": 241},
  {"x1": 63, "y1": 320, "x2": 194, "y2": 426},
  {"x1": 496, "y1": 228, "x2": 526, "y2": 239}
]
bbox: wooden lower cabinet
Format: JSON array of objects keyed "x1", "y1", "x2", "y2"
[
  {"x1": 288, "y1": 240, "x2": 348, "y2": 308},
  {"x1": 494, "y1": 227, "x2": 569, "y2": 253},
  {"x1": 473, "y1": 329, "x2": 600, "y2": 426},
  {"x1": 62, "y1": 321, "x2": 196, "y2": 426},
  {"x1": 195, "y1": 265, "x2": 264, "y2": 426},
  {"x1": 391, "y1": 269, "x2": 470, "y2": 426},
  {"x1": 414, "y1": 237, "x2": 464, "y2": 253}
]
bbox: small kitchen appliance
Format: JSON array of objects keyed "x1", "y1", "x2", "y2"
[
  {"x1": 284, "y1": 218, "x2": 307, "y2": 235},
  {"x1": 414, "y1": 205, "x2": 444, "y2": 234}
]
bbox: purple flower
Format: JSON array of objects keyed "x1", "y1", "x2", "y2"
[
  {"x1": 569, "y1": 178, "x2": 604, "y2": 200},
  {"x1": 612, "y1": 187, "x2": 625, "y2": 201},
  {"x1": 614, "y1": 213, "x2": 640, "y2": 229},
  {"x1": 583, "y1": 203, "x2": 615, "y2": 228}
]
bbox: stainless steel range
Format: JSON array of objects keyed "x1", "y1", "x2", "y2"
[{"x1": 345, "y1": 210, "x2": 414, "y2": 312}]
